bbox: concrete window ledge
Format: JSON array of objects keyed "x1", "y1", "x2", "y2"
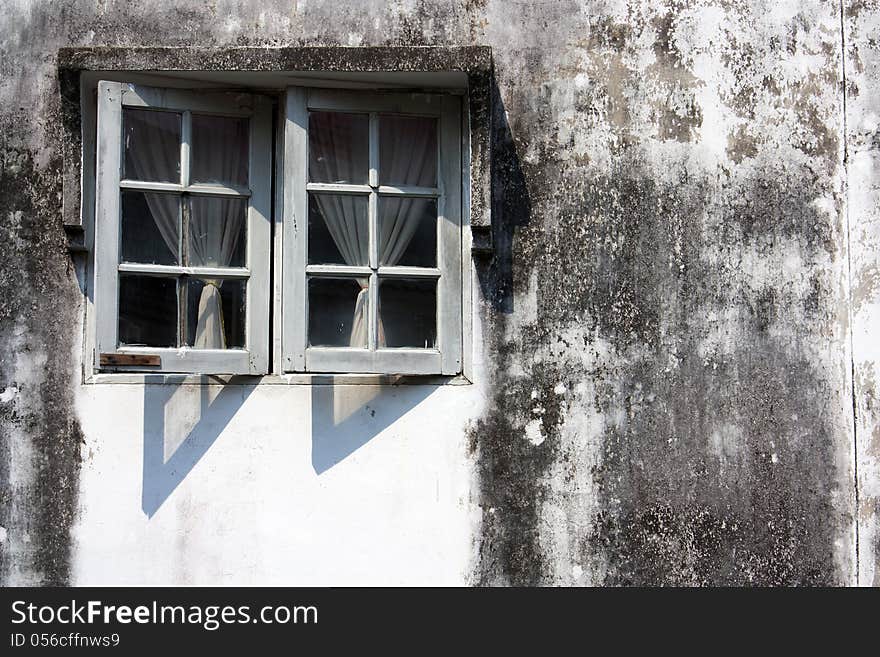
[{"x1": 84, "y1": 373, "x2": 473, "y2": 387}]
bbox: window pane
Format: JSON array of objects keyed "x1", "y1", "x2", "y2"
[
  {"x1": 185, "y1": 279, "x2": 246, "y2": 349},
  {"x1": 379, "y1": 115, "x2": 437, "y2": 187},
  {"x1": 188, "y1": 196, "x2": 247, "y2": 268},
  {"x1": 308, "y1": 277, "x2": 369, "y2": 348},
  {"x1": 123, "y1": 108, "x2": 181, "y2": 183},
  {"x1": 118, "y1": 275, "x2": 177, "y2": 347},
  {"x1": 378, "y1": 197, "x2": 437, "y2": 267},
  {"x1": 191, "y1": 114, "x2": 249, "y2": 186},
  {"x1": 308, "y1": 193, "x2": 369, "y2": 265},
  {"x1": 120, "y1": 191, "x2": 179, "y2": 265},
  {"x1": 309, "y1": 112, "x2": 369, "y2": 184},
  {"x1": 379, "y1": 278, "x2": 436, "y2": 348}
]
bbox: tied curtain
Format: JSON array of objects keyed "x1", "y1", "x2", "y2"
[
  {"x1": 126, "y1": 110, "x2": 245, "y2": 349},
  {"x1": 310, "y1": 114, "x2": 435, "y2": 347}
]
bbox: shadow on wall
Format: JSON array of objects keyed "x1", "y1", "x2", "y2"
[
  {"x1": 142, "y1": 382, "x2": 256, "y2": 517},
  {"x1": 474, "y1": 77, "x2": 531, "y2": 314},
  {"x1": 310, "y1": 384, "x2": 436, "y2": 474},
  {"x1": 141, "y1": 381, "x2": 436, "y2": 515}
]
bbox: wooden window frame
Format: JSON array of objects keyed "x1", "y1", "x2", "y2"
[
  {"x1": 93, "y1": 81, "x2": 273, "y2": 374},
  {"x1": 281, "y1": 88, "x2": 463, "y2": 375}
]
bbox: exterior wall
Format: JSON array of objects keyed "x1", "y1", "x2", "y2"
[
  {"x1": 846, "y1": 0, "x2": 880, "y2": 587},
  {"x1": 0, "y1": 0, "x2": 877, "y2": 585}
]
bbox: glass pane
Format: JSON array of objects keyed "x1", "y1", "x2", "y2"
[
  {"x1": 379, "y1": 278, "x2": 436, "y2": 348},
  {"x1": 185, "y1": 279, "x2": 246, "y2": 349},
  {"x1": 308, "y1": 277, "x2": 369, "y2": 348},
  {"x1": 118, "y1": 275, "x2": 177, "y2": 347},
  {"x1": 378, "y1": 197, "x2": 436, "y2": 267},
  {"x1": 188, "y1": 196, "x2": 247, "y2": 268},
  {"x1": 191, "y1": 114, "x2": 249, "y2": 186},
  {"x1": 123, "y1": 108, "x2": 181, "y2": 183},
  {"x1": 379, "y1": 115, "x2": 437, "y2": 187},
  {"x1": 308, "y1": 193, "x2": 369, "y2": 265},
  {"x1": 120, "y1": 191, "x2": 179, "y2": 265},
  {"x1": 309, "y1": 112, "x2": 369, "y2": 184}
]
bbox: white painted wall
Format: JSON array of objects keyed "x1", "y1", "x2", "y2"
[{"x1": 72, "y1": 380, "x2": 484, "y2": 585}]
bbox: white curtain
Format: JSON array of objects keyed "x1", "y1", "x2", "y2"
[
  {"x1": 378, "y1": 117, "x2": 435, "y2": 268},
  {"x1": 189, "y1": 197, "x2": 246, "y2": 349},
  {"x1": 310, "y1": 114, "x2": 435, "y2": 347},
  {"x1": 191, "y1": 115, "x2": 248, "y2": 186},
  {"x1": 126, "y1": 110, "x2": 246, "y2": 349},
  {"x1": 125, "y1": 110, "x2": 179, "y2": 259}
]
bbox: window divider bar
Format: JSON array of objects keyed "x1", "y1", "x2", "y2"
[
  {"x1": 305, "y1": 264, "x2": 371, "y2": 277},
  {"x1": 305, "y1": 182, "x2": 372, "y2": 195},
  {"x1": 305, "y1": 182, "x2": 440, "y2": 197},
  {"x1": 369, "y1": 112, "x2": 379, "y2": 188},
  {"x1": 376, "y1": 266, "x2": 442, "y2": 278},
  {"x1": 368, "y1": 194, "x2": 378, "y2": 352},
  {"x1": 368, "y1": 112, "x2": 379, "y2": 353},
  {"x1": 369, "y1": 191, "x2": 378, "y2": 270},
  {"x1": 181, "y1": 110, "x2": 192, "y2": 188},
  {"x1": 368, "y1": 271, "x2": 378, "y2": 352},
  {"x1": 376, "y1": 185, "x2": 439, "y2": 197},
  {"x1": 119, "y1": 180, "x2": 251, "y2": 198},
  {"x1": 177, "y1": 194, "x2": 184, "y2": 268},
  {"x1": 367, "y1": 179, "x2": 379, "y2": 351},
  {"x1": 118, "y1": 263, "x2": 251, "y2": 278},
  {"x1": 181, "y1": 195, "x2": 190, "y2": 267},
  {"x1": 180, "y1": 109, "x2": 192, "y2": 351},
  {"x1": 186, "y1": 183, "x2": 251, "y2": 197},
  {"x1": 120, "y1": 180, "x2": 184, "y2": 193},
  {"x1": 178, "y1": 276, "x2": 188, "y2": 348}
]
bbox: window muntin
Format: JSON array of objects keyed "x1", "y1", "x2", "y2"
[
  {"x1": 94, "y1": 82, "x2": 272, "y2": 374},
  {"x1": 283, "y1": 89, "x2": 462, "y2": 375}
]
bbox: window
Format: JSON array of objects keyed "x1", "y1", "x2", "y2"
[
  {"x1": 92, "y1": 81, "x2": 463, "y2": 376},
  {"x1": 94, "y1": 82, "x2": 272, "y2": 374},
  {"x1": 282, "y1": 89, "x2": 462, "y2": 375}
]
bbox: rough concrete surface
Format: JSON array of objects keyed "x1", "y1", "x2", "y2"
[{"x1": 0, "y1": 0, "x2": 876, "y2": 585}]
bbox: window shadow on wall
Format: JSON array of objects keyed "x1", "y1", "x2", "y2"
[
  {"x1": 474, "y1": 78, "x2": 531, "y2": 314},
  {"x1": 310, "y1": 384, "x2": 436, "y2": 474},
  {"x1": 142, "y1": 382, "x2": 256, "y2": 517}
]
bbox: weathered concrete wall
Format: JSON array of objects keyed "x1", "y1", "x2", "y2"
[
  {"x1": 0, "y1": 0, "x2": 875, "y2": 585},
  {"x1": 845, "y1": 0, "x2": 880, "y2": 587}
]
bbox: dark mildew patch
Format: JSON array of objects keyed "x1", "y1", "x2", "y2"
[
  {"x1": 592, "y1": 339, "x2": 841, "y2": 585},
  {"x1": 649, "y1": 12, "x2": 703, "y2": 143},
  {"x1": 470, "y1": 363, "x2": 567, "y2": 586},
  {"x1": 726, "y1": 124, "x2": 760, "y2": 163},
  {"x1": 472, "y1": 132, "x2": 849, "y2": 584},
  {"x1": 0, "y1": 134, "x2": 83, "y2": 585}
]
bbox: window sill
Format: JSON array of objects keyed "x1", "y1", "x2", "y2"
[{"x1": 83, "y1": 372, "x2": 472, "y2": 386}]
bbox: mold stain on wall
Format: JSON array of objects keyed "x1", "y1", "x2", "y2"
[
  {"x1": 470, "y1": 1, "x2": 856, "y2": 585},
  {"x1": 0, "y1": 144, "x2": 83, "y2": 585}
]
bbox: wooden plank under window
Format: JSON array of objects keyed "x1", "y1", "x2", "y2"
[{"x1": 100, "y1": 353, "x2": 161, "y2": 367}]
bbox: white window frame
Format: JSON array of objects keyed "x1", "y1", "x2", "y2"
[
  {"x1": 281, "y1": 88, "x2": 463, "y2": 375},
  {"x1": 93, "y1": 81, "x2": 272, "y2": 374}
]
